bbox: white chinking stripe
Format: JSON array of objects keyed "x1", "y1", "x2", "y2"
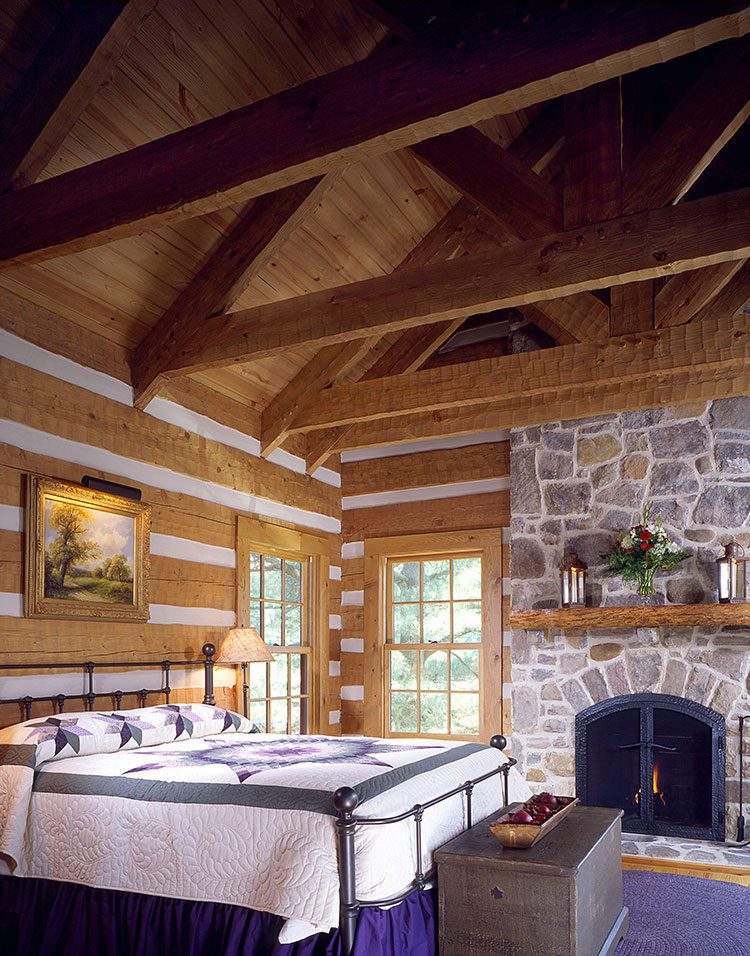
[
  {"x1": 0, "y1": 419, "x2": 340, "y2": 534},
  {"x1": 0, "y1": 666, "x2": 238, "y2": 701},
  {"x1": 341, "y1": 685, "x2": 364, "y2": 701},
  {"x1": 329, "y1": 565, "x2": 342, "y2": 581},
  {"x1": 150, "y1": 533, "x2": 236, "y2": 568},
  {"x1": 328, "y1": 710, "x2": 341, "y2": 724},
  {"x1": 0, "y1": 504, "x2": 23, "y2": 532},
  {"x1": 341, "y1": 590, "x2": 364, "y2": 606},
  {"x1": 340, "y1": 638, "x2": 364, "y2": 653},
  {"x1": 148, "y1": 605, "x2": 236, "y2": 627},
  {"x1": 341, "y1": 429, "x2": 510, "y2": 461},
  {"x1": 341, "y1": 541, "x2": 364, "y2": 560},
  {"x1": 0, "y1": 330, "x2": 339, "y2": 488},
  {"x1": 329, "y1": 614, "x2": 342, "y2": 631},
  {"x1": 0, "y1": 329, "x2": 133, "y2": 404},
  {"x1": 329, "y1": 660, "x2": 341, "y2": 677},
  {"x1": 0, "y1": 592, "x2": 23, "y2": 616},
  {"x1": 341, "y1": 477, "x2": 510, "y2": 510}
]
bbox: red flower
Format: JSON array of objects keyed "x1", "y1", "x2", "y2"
[
  {"x1": 640, "y1": 542, "x2": 651, "y2": 550},
  {"x1": 623, "y1": 547, "x2": 634, "y2": 553},
  {"x1": 640, "y1": 529, "x2": 652, "y2": 540}
]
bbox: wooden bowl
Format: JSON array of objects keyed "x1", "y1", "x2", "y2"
[{"x1": 489, "y1": 796, "x2": 579, "y2": 849}]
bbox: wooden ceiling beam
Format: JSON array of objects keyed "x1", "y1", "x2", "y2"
[
  {"x1": 623, "y1": 36, "x2": 750, "y2": 214},
  {"x1": 336, "y1": 363, "x2": 750, "y2": 451},
  {"x1": 655, "y1": 259, "x2": 746, "y2": 328},
  {"x1": 167, "y1": 187, "x2": 750, "y2": 373},
  {"x1": 411, "y1": 126, "x2": 562, "y2": 239},
  {"x1": 0, "y1": 2, "x2": 745, "y2": 266},
  {"x1": 131, "y1": 177, "x2": 332, "y2": 408},
  {"x1": 0, "y1": 0, "x2": 156, "y2": 193},
  {"x1": 290, "y1": 312, "x2": 749, "y2": 432}
]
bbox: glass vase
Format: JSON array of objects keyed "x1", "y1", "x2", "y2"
[{"x1": 636, "y1": 565, "x2": 656, "y2": 596}]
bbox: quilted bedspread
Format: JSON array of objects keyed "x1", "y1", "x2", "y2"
[{"x1": 0, "y1": 707, "x2": 529, "y2": 931}]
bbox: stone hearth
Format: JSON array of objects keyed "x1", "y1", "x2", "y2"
[{"x1": 508, "y1": 398, "x2": 750, "y2": 841}]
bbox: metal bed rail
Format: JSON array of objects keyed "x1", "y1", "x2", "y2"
[
  {"x1": 333, "y1": 733, "x2": 516, "y2": 954},
  {"x1": 0, "y1": 643, "x2": 218, "y2": 721}
]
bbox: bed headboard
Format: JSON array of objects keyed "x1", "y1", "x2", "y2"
[{"x1": 0, "y1": 643, "x2": 217, "y2": 725}]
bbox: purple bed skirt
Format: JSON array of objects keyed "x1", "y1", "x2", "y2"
[{"x1": 0, "y1": 875, "x2": 437, "y2": 956}]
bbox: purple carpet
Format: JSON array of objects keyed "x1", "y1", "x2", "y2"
[{"x1": 619, "y1": 870, "x2": 750, "y2": 956}]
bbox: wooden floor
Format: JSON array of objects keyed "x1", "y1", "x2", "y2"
[{"x1": 622, "y1": 854, "x2": 750, "y2": 887}]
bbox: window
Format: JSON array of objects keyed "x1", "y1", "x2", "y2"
[
  {"x1": 237, "y1": 518, "x2": 331, "y2": 735},
  {"x1": 387, "y1": 554, "x2": 482, "y2": 737},
  {"x1": 247, "y1": 551, "x2": 310, "y2": 734},
  {"x1": 364, "y1": 530, "x2": 504, "y2": 741}
]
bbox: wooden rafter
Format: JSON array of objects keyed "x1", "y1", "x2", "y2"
[
  {"x1": 289, "y1": 312, "x2": 749, "y2": 432},
  {"x1": 132, "y1": 177, "x2": 333, "y2": 408},
  {"x1": 523, "y1": 295, "x2": 609, "y2": 345},
  {"x1": 690, "y1": 259, "x2": 750, "y2": 324},
  {"x1": 622, "y1": 36, "x2": 750, "y2": 214},
  {"x1": 163, "y1": 187, "x2": 750, "y2": 373},
  {"x1": 411, "y1": 126, "x2": 562, "y2": 239},
  {"x1": 0, "y1": 0, "x2": 156, "y2": 192},
  {"x1": 0, "y1": 2, "x2": 745, "y2": 266},
  {"x1": 655, "y1": 260, "x2": 747, "y2": 328},
  {"x1": 259, "y1": 337, "x2": 378, "y2": 458}
]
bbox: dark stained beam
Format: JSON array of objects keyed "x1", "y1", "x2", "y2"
[{"x1": 0, "y1": 2, "x2": 744, "y2": 265}]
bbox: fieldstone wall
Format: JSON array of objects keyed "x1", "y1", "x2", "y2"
[{"x1": 509, "y1": 397, "x2": 750, "y2": 839}]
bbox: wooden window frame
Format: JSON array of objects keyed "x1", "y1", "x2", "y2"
[
  {"x1": 363, "y1": 529, "x2": 504, "y2": 741},
  {"x1": 237, "y1": 516, "x2": 331, "y2": 734}
]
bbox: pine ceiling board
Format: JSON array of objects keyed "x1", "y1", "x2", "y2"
[{"x1": 232, "y1": 150, "x2": 457, "y2": 313}]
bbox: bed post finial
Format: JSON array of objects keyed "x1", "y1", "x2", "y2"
[
  {"x1": 333, "y1": 787, "x2": 359, "y2": 955},
  {"x1": 202, "y1": 643, "x2": 216, "y2": 705},
  {"x1": 490, "y1": 734, "x2": 507, "y2": 751}
]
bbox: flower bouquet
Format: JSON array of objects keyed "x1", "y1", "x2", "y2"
[{"x1": 603, "y1": 504, "x2": 689, "y2": 596}]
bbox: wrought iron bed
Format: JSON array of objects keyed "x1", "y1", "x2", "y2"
[{"x1": 1, "y1": 644, "x2": 517, "y2": 955}]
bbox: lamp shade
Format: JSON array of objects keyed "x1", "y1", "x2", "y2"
[{"x1": 217, "y1": 627, "x2": 274, "y2": 663}]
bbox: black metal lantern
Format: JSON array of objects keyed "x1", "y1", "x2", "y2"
[
  {"x1": 560, "y1": 552, "x2": 587, "y2": 608},
  {"x1": 716, "y1": 542, "x2": 748, "y2": 604}
]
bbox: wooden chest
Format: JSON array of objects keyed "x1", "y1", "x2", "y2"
[{"x1": 435, "y1": 806, "x2": 628, "y2": 956}]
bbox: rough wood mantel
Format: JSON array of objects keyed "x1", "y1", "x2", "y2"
[{"x1": 509, "y1": 603, "x2": 750, "y2": 630}]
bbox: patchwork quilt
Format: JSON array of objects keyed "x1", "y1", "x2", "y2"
[{"x1": 0, "y1": 704, "x2": 530, "y2": 932}]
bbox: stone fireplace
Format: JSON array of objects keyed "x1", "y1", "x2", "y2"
[{"x1": 508, "y1": 397, "x2": 750, "y2": 842}]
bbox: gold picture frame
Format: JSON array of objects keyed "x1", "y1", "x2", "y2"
[{"x1": 25, "y1": 475, "x2": 151, "y2": 621}]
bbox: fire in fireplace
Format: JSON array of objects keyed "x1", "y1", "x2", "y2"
[{"x1": 575, "y1": 693, "x2": 726, "y2": 841}]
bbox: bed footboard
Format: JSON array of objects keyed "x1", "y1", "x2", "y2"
[{"x1": 333, "y1": 734, "x2": 515, "y2": 955}]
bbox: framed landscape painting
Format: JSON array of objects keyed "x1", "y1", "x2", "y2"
[{"x1": 25, "y1": 475, "x2": 151, "y2": 621}]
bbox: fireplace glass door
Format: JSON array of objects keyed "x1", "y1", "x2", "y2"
[{"x1": 575, "y1": 693, "x2": 725, "y2": 841}]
